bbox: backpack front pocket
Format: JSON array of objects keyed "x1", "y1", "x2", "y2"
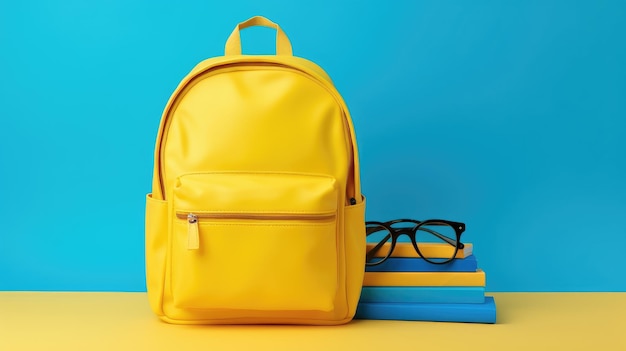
[{"x1": 170, "y1": 172, "x2": 340, "y2": 312}]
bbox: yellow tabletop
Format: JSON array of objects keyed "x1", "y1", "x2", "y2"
[{"x1": 1, "y1": 292, "x2": 625, "y2": 350}]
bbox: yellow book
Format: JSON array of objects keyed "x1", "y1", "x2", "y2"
[
  {"x1": 366, "y1": 242, "x2": 473, "y2": 258},
  {"x1": 363, "y1": 270, "x2": 486, "y2": 287}
]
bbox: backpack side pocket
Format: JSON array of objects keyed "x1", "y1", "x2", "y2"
[
  {"x1": 145, "y1": 193, "x2": 168, "y2": 316},
  {"x1": 343, "y1": 196, "x2": 366, "y2": 320}
]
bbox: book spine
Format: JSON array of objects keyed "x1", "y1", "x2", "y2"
[
  {"x1": 366, "y1": 255, "x2": 478, "y2": 272},
  {"x1": 360, "y1": 286, "x2": 485, "y2": 304},
  {"x1": 363, "y1": 270, "x2": 486, "y2": 287},
  {"x1": 355, "y1": 296, "x2": 497, "y2": 324},
  {"x1": 366, "y1": 242, "x2": 473, "y2": 258}
]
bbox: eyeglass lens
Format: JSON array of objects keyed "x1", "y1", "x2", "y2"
[
  {"x1": 365, "y1": 223, "x2": 393, "y2": 265},
  {"x1": 413, "y1": 222, "x2": 458, "y2": 263}
]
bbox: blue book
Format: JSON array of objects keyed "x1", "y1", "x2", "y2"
[
  {"x1": 360, "y1": 286, "x2": 485, "y2": 304},
  {"x1": 365, "y1": 255, "x2": 478, "y2": 272},
  {"x1": 355, "y1": 296, "x2": 497, "y2": 324}
]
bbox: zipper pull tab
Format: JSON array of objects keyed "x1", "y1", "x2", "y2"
[{"x1": 187, "y1": 213, "x2": 199, "y2": 250}]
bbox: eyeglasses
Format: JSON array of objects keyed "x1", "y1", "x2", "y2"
[{"x1": 365, "y1": 219, "x2": 466, "y2": 266}]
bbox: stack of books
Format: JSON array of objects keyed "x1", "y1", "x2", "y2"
[{"x1": 355, "y1": 242, "x2": 496, "y2": 323}]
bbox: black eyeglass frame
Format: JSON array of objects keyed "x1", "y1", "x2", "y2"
[{"x1": 365, "y1": 219, "x2": 466, "y2": 266}]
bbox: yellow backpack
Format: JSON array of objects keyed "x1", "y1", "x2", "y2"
[{"x1": 145, "y1": 16, "x2": 366, "y2": 324}]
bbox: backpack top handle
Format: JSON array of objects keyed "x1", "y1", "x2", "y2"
[{"x1": 225, "y1": 16, "x2": 293, "y2": 56}]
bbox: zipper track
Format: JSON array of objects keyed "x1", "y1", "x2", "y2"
[
  {"x1": 176, "y1": 212, "x2": 336, "y2": 221},
  {"x1": 156, "y1": 62, "x2": 354, "y2": 200}
]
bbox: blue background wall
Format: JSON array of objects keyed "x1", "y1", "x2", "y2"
[{"x1": 1, "y1": 1, "x2": 624, "y2": 292}]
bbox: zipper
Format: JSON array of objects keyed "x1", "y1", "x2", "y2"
[
  {"x1": 177, "y1": 212, "x2": 337, "y2": 250},
  {"x1": 186, "y1": 213, "x2": 200, "y2": 250}
]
